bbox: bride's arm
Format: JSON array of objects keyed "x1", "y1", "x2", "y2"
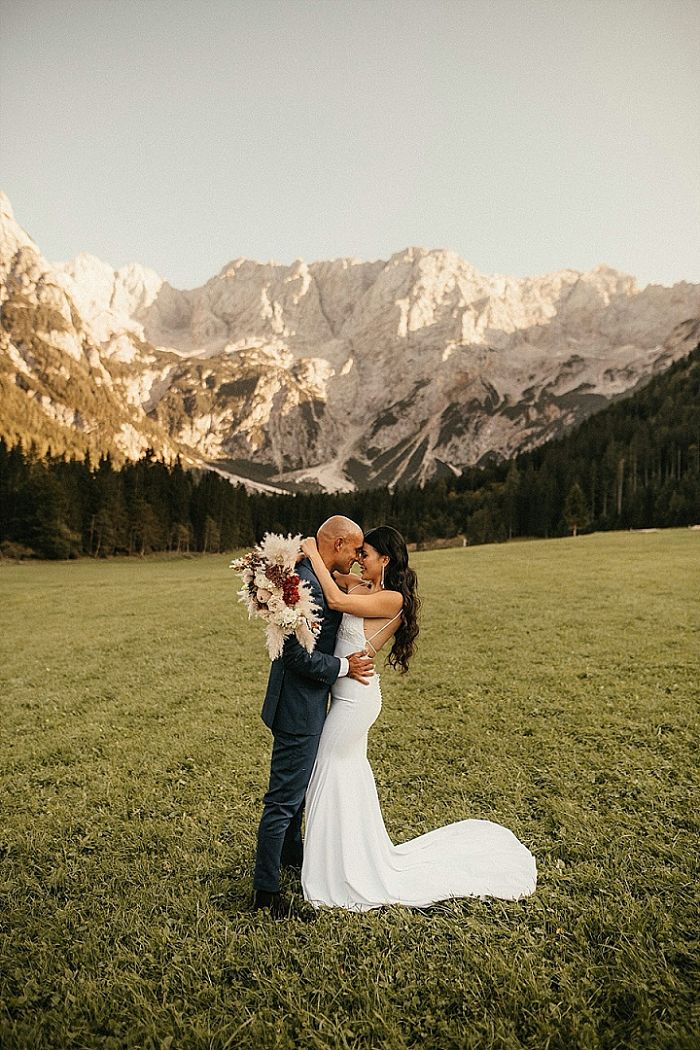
[{"x1": 300, "y1": 538, "x2": 402, "y2": 618}]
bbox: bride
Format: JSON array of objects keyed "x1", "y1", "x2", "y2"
[{"x1": 298, "y1": 525, "x2": 537, "y2": 911}]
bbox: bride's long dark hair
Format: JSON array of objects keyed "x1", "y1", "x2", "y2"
[{"x1": 363, "y1": 525, "x2": 420, "y2": 674}]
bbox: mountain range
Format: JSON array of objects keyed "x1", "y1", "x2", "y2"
[{"x1": 1, "y1": 189, "x2": 699, "y2": 492}]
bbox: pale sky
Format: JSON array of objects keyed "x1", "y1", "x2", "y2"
[{"x1": 1, "y1": 0, "x2": 698, "y2": 290}]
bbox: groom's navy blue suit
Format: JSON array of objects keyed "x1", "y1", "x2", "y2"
[{"x1": 254, "y1": 558, "x2": 343, "y2": 892}]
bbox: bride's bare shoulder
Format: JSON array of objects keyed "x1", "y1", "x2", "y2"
[{"x1": 332, "y1": 571, "x2": 370, "y2": 594}]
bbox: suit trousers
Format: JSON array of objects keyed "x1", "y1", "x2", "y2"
[{"x1": 253, "y1": 729, "x2": 322, "y2": 892}]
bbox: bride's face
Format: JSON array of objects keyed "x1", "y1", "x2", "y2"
[{"x1": 359, "y1": 542, "x2": 387, "y2": 585}]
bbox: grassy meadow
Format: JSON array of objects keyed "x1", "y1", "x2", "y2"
[{"x1": 1, "y1": 530, "x2": 698, "y2": 1049}]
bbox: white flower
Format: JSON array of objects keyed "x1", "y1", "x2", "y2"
[{"x1": 258, "y1": 532, "x2": 303, "y2": 568}]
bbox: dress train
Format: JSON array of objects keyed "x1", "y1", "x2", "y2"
[{"x1": 301, "y1": 614, "x2": 537, "y2": 911}]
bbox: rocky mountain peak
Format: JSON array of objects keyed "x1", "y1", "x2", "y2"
[
  {"x1": 0, "y1": 195, "x2": 42, "y2": 287},
  {"x1": 1, "y1": 189, "x2": 698, "y2": 492}
]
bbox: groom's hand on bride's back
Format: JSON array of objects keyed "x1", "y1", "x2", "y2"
[{"x1": 347, "y1": 651, "x2": 375, "y2": 685}]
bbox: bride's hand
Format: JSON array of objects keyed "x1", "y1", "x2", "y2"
[{"x1": 300, "y1": 536, "x2": 318, "y2": 558}]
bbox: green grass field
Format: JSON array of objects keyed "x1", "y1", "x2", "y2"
[{"x1": 1, "y1": 530, "x2": 698, "y2": 1049}]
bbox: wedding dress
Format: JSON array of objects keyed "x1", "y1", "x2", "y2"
[{"x1": 301, "y1": 613, "x2": 537, "y2": 911}]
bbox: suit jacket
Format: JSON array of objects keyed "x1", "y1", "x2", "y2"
[{"x1": 261, "y1": 558, "x2": 343, "y2": 736}]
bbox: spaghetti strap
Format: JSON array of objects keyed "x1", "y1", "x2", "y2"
[
  {"x1": 344, "y1": 583, "x2": 402, "y2": 653},
  {"x1": 365, "y1": 609, "x2": 402, "y2": 645}
]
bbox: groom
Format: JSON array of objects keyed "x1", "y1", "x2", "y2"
[{"x1": 253, "y1": 515, "x2": 374, "y2": 915}]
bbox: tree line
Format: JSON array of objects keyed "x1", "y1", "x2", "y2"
[
  {"x1": 0, "y1": 446, "x2": 255, "y2": 560},
  {"x1": 1, "y1": 343, "x2": 698, "y2": 559}
]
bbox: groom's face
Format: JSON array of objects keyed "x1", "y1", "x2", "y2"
[{"x1": 334, "y1": 529, "x2": 364, "y2": 574}]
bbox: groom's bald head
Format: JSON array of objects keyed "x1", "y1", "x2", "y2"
[
  {"x1": 317, "y1": 515, "x2": 364, "y2": 573},
  {"x1": 317, "y1": 515, "x2": 361, "y2": 545}
]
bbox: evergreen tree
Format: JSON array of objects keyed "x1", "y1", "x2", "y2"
[{"x1": 563, "y1": 481, "x2": 590, "y2": 537}]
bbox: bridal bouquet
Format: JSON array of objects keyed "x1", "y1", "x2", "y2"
[{"x1": 230, "y1": 533, "x2": 321, "y2": 660}]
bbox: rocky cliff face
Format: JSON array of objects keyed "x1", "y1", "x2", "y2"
[{"x1": 1, "y1": 189, "x2": 699, "y2": 490}]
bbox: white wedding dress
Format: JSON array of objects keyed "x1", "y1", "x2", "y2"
[{"x1": 301, "y1": 613, "x2": 537, "y2": 911}]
